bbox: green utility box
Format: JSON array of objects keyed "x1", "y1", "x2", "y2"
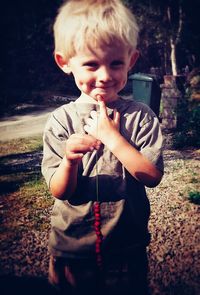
[{"x1": 129, "y1": 73, "x2": 161, "y2": 117}]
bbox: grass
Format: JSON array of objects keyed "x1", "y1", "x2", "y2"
[
  {"x1": 0, "y1": 136, "x2": 53, "y2": 244},
  {"x1": 0, "y1": 137, "x2": 43, "y2": 156}
]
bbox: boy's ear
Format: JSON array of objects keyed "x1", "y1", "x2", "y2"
[
  {"x1": 128, "y1": 50, "x2": 139, "y2": 70},
  {"x1": 54, "y1": 52, "x2": 71, "y2": 74}
]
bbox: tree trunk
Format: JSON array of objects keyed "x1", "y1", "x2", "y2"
[
  {"x1": 167, "y1": 2, "x2": 184, "y2": 76},
  {"x1": 170, "y1": 38, "x2": 177, "y2": 76}
]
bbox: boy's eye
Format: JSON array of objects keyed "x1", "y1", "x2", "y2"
[
  {"x1": 83, "y1": 62, "x2": 98, "y2": 68},
  {"x1": 111, "y1": 60, "x2": 124, "y2": 67}
]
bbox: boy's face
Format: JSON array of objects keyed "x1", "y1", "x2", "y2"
[{"x1": 65, "y1": 43, "x2": 138, "y2": 103}]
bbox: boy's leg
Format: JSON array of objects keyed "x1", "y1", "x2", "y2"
[
  {"x1": 127, "y1": 247, "x2": 150, "y2": 295},
  {"x1": 48, "y1": 255, "x2": 105, "y2": 295},
  {"x1": 48, "y1": 255, "x2": 74, "y2": 293},
  {"x1": 68, "y1": 259, "x2": 105, "y2": 295}
]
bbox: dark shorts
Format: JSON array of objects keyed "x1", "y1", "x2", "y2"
[{"x1": 48, "y1": 247, "x2": 150, "y2": 295}]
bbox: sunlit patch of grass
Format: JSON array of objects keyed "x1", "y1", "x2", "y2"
[{"x1": 0, "y1": 136, "x2": 43, "y2": 156}]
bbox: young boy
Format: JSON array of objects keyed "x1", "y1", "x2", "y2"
[{"x1": 42, "y1": 0, "x2": 164, "y2": 294}]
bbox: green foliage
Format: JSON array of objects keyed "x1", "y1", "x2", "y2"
[
  {"x1": 188, "y1": 191, "x2": 200, "y2": 205},
  {"x1": 172, "y1": 91, "x2": 200, "y2": 148}
]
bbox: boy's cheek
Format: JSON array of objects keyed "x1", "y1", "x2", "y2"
[
  {"x1": 77, "y1": 83, "x2": 92, "y2": 95},
  {"x1": 122, "y1": 78, "x2": 127, "y2": 88}
]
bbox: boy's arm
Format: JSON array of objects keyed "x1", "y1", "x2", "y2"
[
  {"x1": 84, "y1": 99, "x2": 163, "y2": 188},
  {"x1": 49, "y1": 157, "x2": 79, "y2": 200},
  {"x1": 104, "y1": 131, "x2": 163, "y2": 187},
  {"x1": 49, "y1": 134, "x2": 101, "y2": 199}
]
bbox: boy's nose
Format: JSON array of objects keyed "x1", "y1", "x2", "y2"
[{"x1": 97, "y1": 67, "x2": 111, "y2": 82}]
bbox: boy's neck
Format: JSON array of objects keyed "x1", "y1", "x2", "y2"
[{"x1": 76, "y1": 93, "x2": 120, "y2": 104}]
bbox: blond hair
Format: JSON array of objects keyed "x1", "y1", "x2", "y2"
[{"x1": 53, "y1": 0, "x2": 139, "y2": 60}]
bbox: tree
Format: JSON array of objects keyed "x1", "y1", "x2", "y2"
[
  {"x1": 124, "y1": 0, "x2": 200, "y2": 76},
  {"x1": 165, "y1": 1, "x2": 184, "y2": 76}
]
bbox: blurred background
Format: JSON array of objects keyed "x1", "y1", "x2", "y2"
[{"x1": 1, "y1": 0, "x2": 200, "y2": 114}]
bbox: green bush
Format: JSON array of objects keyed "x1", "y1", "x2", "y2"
[
  {"x1": 188, "y1": 191, "x2": 200, "y2": 205},
  {"x1": 172, "y1": 91, "x2": 200, "y2": 149}
]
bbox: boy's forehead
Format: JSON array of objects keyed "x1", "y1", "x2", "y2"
[{"x1": 74, "y1": 41, "x2": 129, "y2": 59}]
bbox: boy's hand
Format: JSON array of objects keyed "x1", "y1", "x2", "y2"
[
  {"x1": 65, "y1": 134, "x2": 101, "y2": 164},
  {"x1": 84, "y1": 96, "x2": 120, "y2": 145}
]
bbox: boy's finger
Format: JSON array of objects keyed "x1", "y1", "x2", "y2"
[
  {"x1": 96, "y1": 94, "x2": 104, "y2": 102},
  {"x1": 113, "y1": 109, "x2": 120, "y2": 126},
  {"x1": 97, "y1": 95, "x2": 107, "y2": 116},
  {"x1": 90, "y1": 110, "x2": 98, "y2": 119},
  {"x1": 66, "y1": 152, "x2": 83, "y2": 161}
]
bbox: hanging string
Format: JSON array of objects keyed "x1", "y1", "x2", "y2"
[
  {"x1": 93, "y1": 106, "x2": 103, "y2": 270},
  {"x1": 95, "y1": 118, "x2": 99, "y2": 202}
]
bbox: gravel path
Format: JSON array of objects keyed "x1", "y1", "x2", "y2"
[
  {"x1": 0, "y1": 147, "x2": 199, "y2": 295},
  {"x1": 147, "y1": 148, "x2": 200, "y2": 295}
]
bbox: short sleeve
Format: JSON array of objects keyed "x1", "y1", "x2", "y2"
[
  {"x1": 41, "y1": 113, "x2": 68, "y2": 188},
  {"x1": 135, "y1": 114, "x2": 164, "y2": 173}
]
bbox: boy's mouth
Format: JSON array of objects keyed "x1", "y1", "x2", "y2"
[{"x1": 94, "y1": 84, "x2": 115, "y2": 90}]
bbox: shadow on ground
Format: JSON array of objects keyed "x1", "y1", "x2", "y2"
[
  {"x1": 0, "y1": 275, "x2": 58, "y2": 295},
  {"x1": 0, "y1": 151, "x2": 42, "y2": 175},
  {"x1": 0, "y1": 151, "x2": 42, "y2": 194}
]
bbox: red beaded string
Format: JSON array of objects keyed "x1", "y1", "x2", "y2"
[{"x1": 93, "y1": 201, "x2": 103, "y2": 269}]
